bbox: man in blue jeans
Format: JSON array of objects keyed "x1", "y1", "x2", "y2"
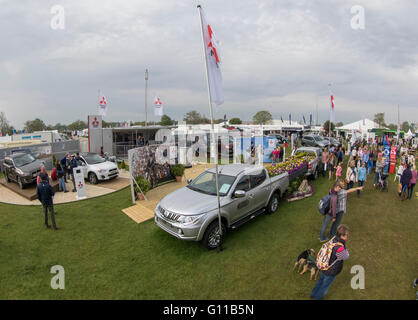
[
  {"x1": 311, "y1": 224, "x2": 350, "y2": 300},
  {"x1": 319, "y1": 182, "x2": 340, "y2": 242},
  {"x1": 329, "y1": 179, "x2": 362, "y2": 238}
]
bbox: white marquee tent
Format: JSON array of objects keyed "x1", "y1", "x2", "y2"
[{"x1": 336, "y1": 118, "x2": 382, "y2": 141}]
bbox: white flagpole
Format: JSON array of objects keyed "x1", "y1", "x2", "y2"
[
  {"x1": 197, "y1": 4, "x2": 223, "y2": 250},
  {"x1": 98, "y1": 89, "x2": 104, "y2": 150},
  {"x1": 328, "y1": 84, "x2": 332, "y2": 137}
]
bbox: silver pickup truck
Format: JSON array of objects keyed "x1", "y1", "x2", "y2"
[{"x1": 154, "y1": 164, "x2": 289, "y2": 249}]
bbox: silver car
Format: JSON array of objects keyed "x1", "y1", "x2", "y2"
[{"x1": 154, "y1": 164, "x2": 289, "y2": 249}]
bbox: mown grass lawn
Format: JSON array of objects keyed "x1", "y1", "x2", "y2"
[{"x1": 0, "y1": 163, "x2": 416, "y2": 300}]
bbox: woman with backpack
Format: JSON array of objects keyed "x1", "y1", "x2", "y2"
[{"x1": 311, "y1": 225, "x2": 350, "y2": 300}]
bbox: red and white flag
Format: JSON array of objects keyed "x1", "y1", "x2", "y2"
[
  {"x1": 330, "y1": 94, "x2": 335, "y2": 122},
  {"x1": 199, "y1": 6, "x2": 224, "y2": 106},
  {"x1": 98, "y1": 94, "x2": 108, "y2": 117},
  {"x1": 154, "y1": 96, "x2": 163, "y2": 116}
]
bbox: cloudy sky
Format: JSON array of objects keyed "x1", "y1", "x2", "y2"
[{"x1": 1, "y1": 0, "x2": 417, "y2": 129}]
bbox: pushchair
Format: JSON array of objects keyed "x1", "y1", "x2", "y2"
[{"x1": 378, "y1": 173, "x2": 388, "y2": 192}]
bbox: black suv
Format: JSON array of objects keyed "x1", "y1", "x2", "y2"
[
  {"x1": 2, "y1": 152, "x2": 45, "y2": 189},
  {"x1": 301, "y1": 135, "x2": 329, "y2": 149}
]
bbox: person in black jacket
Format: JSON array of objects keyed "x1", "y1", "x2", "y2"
[
  {"x1": 36, "y1": 178, "x2": 58, "y2": 230},
  {"x1": 69, "y1": 154, "x2": 78, "y2": 192},
  {"x1": 400, "y1": 164, "x2": 412, "y2": 199},
  {"x1": 56, "y1": 160, "x2": 68, "y2": 193},
  {"x1": 60, "y1": 153, "x2": 70, "y2": 183},
  {"x1": 310, "y1": 224, "x2": 350, "y2": 300}
]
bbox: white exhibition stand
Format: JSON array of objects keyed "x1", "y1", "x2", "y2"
[{"x1": 73, "y1": 166, "x2": 87, "y2": 200}]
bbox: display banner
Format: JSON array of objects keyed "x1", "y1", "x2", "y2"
[
  {"x1": 383, "y1": 135, "x2": 390, "y2": 174},
  {"x1": 129, "y1": 145, "x2": 175, "y2": 188},
  {"x1": 263, "y1": 137, "x2": 277, "y2": 163},
  {"x1": 389, "y1": 145, "x2": 397, "y2": 174}
]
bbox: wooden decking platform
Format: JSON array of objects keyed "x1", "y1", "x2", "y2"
[
  {"x1": 122, "y1": 202, "x2": 155, "y2": 224},
  {"x1": 0, "y1": 178, "x2": 59, "y2": 201}
]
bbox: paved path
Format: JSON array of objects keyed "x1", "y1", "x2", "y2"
[{"x1": 0, "y1": 172, "x2": 131, "y2": 206}]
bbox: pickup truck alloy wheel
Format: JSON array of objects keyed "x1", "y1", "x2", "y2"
[
  {"x1": 202, "y1": 221, "x2": 226, "y2": 250},
  {"x1": 89, "y1": 172, "x2": 98, "y2": 184},
  {"x1": 267, "y1": 193, "x2": 279, "y2": 214}
]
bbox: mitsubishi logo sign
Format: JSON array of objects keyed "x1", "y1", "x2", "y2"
[{"x1": 92, "y1": 117, "x2": 100, "y2": 128}]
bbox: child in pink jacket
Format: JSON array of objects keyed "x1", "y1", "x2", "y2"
[{"x1": 335, "y1": 162, "x2": 343, "y2": 181}]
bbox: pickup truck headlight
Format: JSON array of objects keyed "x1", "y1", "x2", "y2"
[
  {"x1": 16, "y1": 168, "x2": 24, "y2": 176},
  {"x1": 97, "y1": 169, "x2": 107, "y2": 173},
  {"x1": 178, "y1": 214, "x2": 203, "y2": 226}
]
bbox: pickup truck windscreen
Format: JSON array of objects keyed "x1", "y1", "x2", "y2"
[
  {"x1": 13, "y1": 154, "x2": 36, "y2": 167},
  {"x1": 187, "y1": 172, "x2": 236, "y2": 196}
]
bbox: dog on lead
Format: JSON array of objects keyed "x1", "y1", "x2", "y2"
[{"x1": 293, "y1": 249, "x2": 320, "y2": 280}]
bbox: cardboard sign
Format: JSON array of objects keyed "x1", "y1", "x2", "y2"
[{"x1": 73, "y1": 166, "x2": 87, "y2": 200}]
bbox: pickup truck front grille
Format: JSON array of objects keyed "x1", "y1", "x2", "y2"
[{"x1": 159, "y1": 207, "x2": 180, "y2": 222}]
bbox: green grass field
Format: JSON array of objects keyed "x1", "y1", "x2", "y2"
[{"x1": 0, "y1": 164, "x2": 416, "y2": 300}]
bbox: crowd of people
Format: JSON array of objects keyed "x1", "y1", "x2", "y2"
[
  {"x1": 35, "y1": 153, "x2": 84, "y2": 231},
  {"x1": 310, "y1": 135, "x2": 416, "y2": 300}
]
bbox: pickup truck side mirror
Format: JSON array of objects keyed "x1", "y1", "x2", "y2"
[
  {"x1": 234, "y1": 190, "x2": 246, "y2": 198},
  {"x1": 187, "y1": 179, "x2": 192, "y2": 184}
]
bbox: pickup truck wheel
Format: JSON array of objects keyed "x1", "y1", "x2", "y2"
[
  {"x1": 266, "y1": 193, "x2": 280, "y2": 214},
  {"x1": 202, "y1": 220, "x2": 226, "y2": 250},
  {"x1": 88, "y1": 172, "x2": 98, "y2": 185}
]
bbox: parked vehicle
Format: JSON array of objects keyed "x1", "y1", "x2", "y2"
[
  {"x1": 11, "y1": 148, "x2": 41, "y2": 159},
  {"x1": 2, "y1": 152, "x2": 45, "y2": 189},
  {"x1": 154, "y1": 164, "x2": 289, "y2": 249},
  {"x1": 77, "y1": 152, "x2": 119, "y2": 184},
  {"x1": 322, "y1": 137, "x2": 340, "y2": 148},
  {"x1": 295, "y1": 147, "x2": 321, "y2": 180},
  {"x1": 301, "y1": 135, "x2": 329, "y2": 149}
]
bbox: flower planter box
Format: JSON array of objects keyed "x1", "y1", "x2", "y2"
[{"x1": 286, "y1": 182, "x2": 315, "y2": 202}]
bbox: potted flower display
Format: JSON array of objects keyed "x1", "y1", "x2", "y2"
[
  {"x1": 119, "y1": 160, "x2": 126, "y2": 173},
  {"x1": 171, "y1": 164, "x2": 185, "y2": 182},
  {"x1": 134, "y1": 175, "x2": 151, "y2": 201}
]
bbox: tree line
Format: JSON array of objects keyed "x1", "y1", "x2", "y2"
[{"x1": 1, "y1": 110, "x2": 414, "y2": 136}]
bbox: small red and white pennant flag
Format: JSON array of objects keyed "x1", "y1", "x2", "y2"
[
  {"x1": 98, "y1": 92, "x2": 108, "y2": 117},
  {"x1": 154, "y1": 96, "x2": 163, "y2": 116}
]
